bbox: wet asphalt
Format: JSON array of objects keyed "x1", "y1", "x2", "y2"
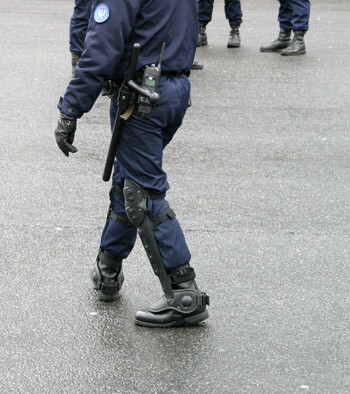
[{"x1": 0, "y1": 0, "x2": 349, "y2": 393}]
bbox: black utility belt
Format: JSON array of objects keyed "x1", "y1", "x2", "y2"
[
  {"x1": 161, "y1": 70, "x2": 191, "y2": 77},
  {"x1": 108, "y1": 69, "x2": 190, "y2": 84},
  {"x1": 112, "y1": 183, "x2": 166, "y2": 199}
]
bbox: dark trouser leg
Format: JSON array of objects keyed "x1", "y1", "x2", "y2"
[
  {"x1": 262, "y1": 0, "x2": 309, "y2": 53},
  {"x1": 197, "y1": 0, "x2": 214, "y2": 46},
  {"x1": 69, "y1": 0, "x2": 92, "y2": 76},
  {"x1": 197, "y1": 0, "x2": 214, "y2": 26},
  {"x1": 111, "y1": 76, "x2": 210, "y2": 326},
  {"x1": 289, "y1": 0, "x2": 310, "y2": 31},
  {"x1": 113, "y1": 109, "x2": 192, "y2": 271},
  {"x1": 92, "y1": 187, "x2": 137, "y2": 301},
  {"x1": 280, "y1": 0, "x2": 309, "y2": 55},
  {"x1": 100, "y1": 187, "x2": 137, "y2": 259},
  {"x1": 278, "y1": 0, "x2": 293, "y2": 32},
  {"x1": 225, "y1": 0, "x2": 243, "y2": 28},
  {"x1": 225, "y1": 0, "x2": 242, "y2": 47},
  {"x1": 260, "y1": 1, "x2": 292, "y2": 52}
]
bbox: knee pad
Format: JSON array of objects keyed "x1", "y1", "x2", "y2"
[
  {"x1": 123, "y1": 179, "x2": 175, "y2": 228},
  {"x1": 123, "y1": 179, "x2": 148, "y2": 227}
]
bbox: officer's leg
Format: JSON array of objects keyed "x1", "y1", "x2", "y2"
[
  {"x1": 281, "y1": 0, "x2": 309, "y2": 56},
  {"x1": 69, "y1": 0, "x2": 92, "y2": 77},
  {"x1": 197, "y1": 0, "x2": 214, "y2": 46},
  {"x1": 225, "y1": 0, "x2": 243, "y2": 48},
  {"x1": 123, "y1": 179, "x2": 209, "y2": 327},
  {"x1": 91, "y1": 102, "x2": 137, "y2": 302},
  {"x1": 260, "y1": 0, "x2": 292, "y2": 52},
  {"x1": 92, "y1": 184, "x2": 137, "y2": 302},
  {"x1": 116, "y1": 86, "x2": 209, "y2": 326}
]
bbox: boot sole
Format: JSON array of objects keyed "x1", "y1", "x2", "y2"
[
  {"x1": 197, "y1": 40, "x2": 208, "y2": 47},
  {"x1": 260, "y1": 47, "x2": 291, "y2": 52},
  {"x1": 191, "y1": 64, "x2": 204, "y2": 70},
  {"x1": 281, "y1": 49, "x2": 306, "y2": 56},
  {"x1": 134, "y1": 310, "x2": 209, "y2": 328},
  {"x1": 227, "y1": 43, "x2": 240, "y2": 48},
  {"x1": 260, "y1": 43, "x2": 291, "y2": 53},
  {"x1": 260, "y1": 48, "x2": 284, "y2": 52}
]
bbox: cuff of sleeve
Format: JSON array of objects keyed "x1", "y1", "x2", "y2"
[{"x1": 57, "y1": 97, "x2": 83, "y2": 119}]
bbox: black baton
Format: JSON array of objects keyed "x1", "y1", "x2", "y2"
[{"x1": 102, "y1": 44, "x2": 141, "y2": 182}]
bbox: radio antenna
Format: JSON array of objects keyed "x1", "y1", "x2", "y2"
[{"x1": 157, "y1": 42, "x2": 166, "y2": 69}]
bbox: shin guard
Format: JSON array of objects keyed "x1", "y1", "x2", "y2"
[{"x1": 123, "y1": 179, "x2": 174, "y2": 298}]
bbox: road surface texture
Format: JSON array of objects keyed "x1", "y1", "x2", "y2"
[{"x1": 0, "y1": 0, "x2": 349, "y2": 393}]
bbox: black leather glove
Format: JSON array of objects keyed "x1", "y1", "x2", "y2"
[{"x1": 55, "y1": 113, "x2": 78, "y2": 157}]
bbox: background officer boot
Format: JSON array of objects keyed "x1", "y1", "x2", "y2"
[
  {"x1": 71, "y1": 52, "x2": 81, "y2": 77},
  {"x1": 135, "y1": 265, "x2": 210, "y2": 328},
  {"x1": 227, "y1": 26, "x2": 241, "y2": 48},
  {"x1": 91, "y1": 249, "x2": 124, "y2": 302},
  {"x1": 191, "y1": 60, "x2": 204, "y2": 70},
  {"x1": 197, "y1": 24, "x2": 208, "y2": 46},
  {"x1": 281, "y1": 31, "x2": 306, "y2": 56},
  {"x1": 260, "y1": 29, "x2": 292, "y2": 52}
]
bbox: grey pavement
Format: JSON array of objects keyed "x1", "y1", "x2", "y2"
[{"x1": 0, "y1": 0, "x2": 349, "y2": 393}]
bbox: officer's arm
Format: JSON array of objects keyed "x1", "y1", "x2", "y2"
[{"x1": 58, "y1": 0, "x2": 142, "y2": 119}]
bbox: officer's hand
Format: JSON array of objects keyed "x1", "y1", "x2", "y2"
[{"x1": 55, "y1": 113, "x2": 78, "y2": 157}]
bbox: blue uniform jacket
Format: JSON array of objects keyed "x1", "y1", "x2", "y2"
[{"x1": 59, "y1": 0, "x2": 198, "y2": 119}]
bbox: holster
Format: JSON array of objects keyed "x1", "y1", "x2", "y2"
[{"x1": 118, "y1": 84, "x2": 137, "y2": 117}]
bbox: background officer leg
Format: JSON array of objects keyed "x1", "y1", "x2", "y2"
[
  {"x1": 281, "y1": 0, "x2": 310, "y2": 55},
  {"x1": 260, "y1": 29, "x2": 292, "y2": 52},
  {"x1": 225, "y1": 0, "x2": 243, "y2": 48},
  {"x1": 69, "y1": 0, "x2": 92, "y2": 77},
  {"x1": 191, "y1": 60, "x2": 204, "y2": 70},
  {"x1": 92, "y1": 185, "x2": 137, "y2": 301},
  {"x1": 197, "y1": 0, "x2": 214, "y2": 46},
  {"x1": 260, "y1": 0, "x2": 292, "y2": 52}
]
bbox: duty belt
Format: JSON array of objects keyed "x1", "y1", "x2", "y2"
[
  {"x1": 112, "y1": 183, "x2": 166, "y2": 199},
  {"x1": 109, "y1": 183, "x2": 175, "y2": 230}
]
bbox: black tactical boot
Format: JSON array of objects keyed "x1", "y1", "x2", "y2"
[
  {"x1": 71, "y1": 52, "x2": 81, "y2": 78},
  {"x1": 191, "y1": 60, "x2": 204, "y2": 70},
  {"x1": 197, "y1": 24, "x2": 208, "y2": 47},
  {"x1": 281, "y1": 31, "x2": 306, "y2": 56},
  {"x1": 227, "y1": 26, "x2": 241, "y2": 48},
  {"x1": 260, "y1": 29, "x2": 292, "y2": 52},
  {"x1": 135, "y1": 265, "x2": 209, "y2": 328},
  {"x1": 91, "y1": 249, "x2": 124, "y2": 302}
]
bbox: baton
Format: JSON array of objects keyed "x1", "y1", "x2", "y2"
[
  {"x1": 102, "y1": 44, "x2": 160, "y2": 182},
  {"x1": 102, "y1": 44, "x2": 141, "y2": 182}
]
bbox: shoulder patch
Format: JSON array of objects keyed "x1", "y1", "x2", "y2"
[{"x1": 94, "y1": 3, "x2": 110, "y2": 24}]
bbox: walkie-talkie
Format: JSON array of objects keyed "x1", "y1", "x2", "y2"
[{"x1": 138, "y1": 42, "x2": 166, "y2": 114}]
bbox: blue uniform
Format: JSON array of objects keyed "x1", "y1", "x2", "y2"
[
  {"x1": 278, "y1": 0, "x2": 310, "y2": 31},
  {"x1": 69, "y1": 0, "x2": 93, "y2": 54},
  {"x1": 59, "y1": 0, "x2": 198, "y2": 270},
  {"x1": 198, "y1": 0, "x2": 243, "y2": 28}
]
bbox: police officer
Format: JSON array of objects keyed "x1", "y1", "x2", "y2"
[
  {"x1": 55, "y1": 0, "x2": 210, "y2": 328},
  {"x1": 260, "y1": 0, "x2": 310, "y2": 55},
  {"x1": 197, "y1": 0, "x2": 243, "y2": 48},
  {"x1": 69, "y1": 0, "x2": 93, "y2": 76}
]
